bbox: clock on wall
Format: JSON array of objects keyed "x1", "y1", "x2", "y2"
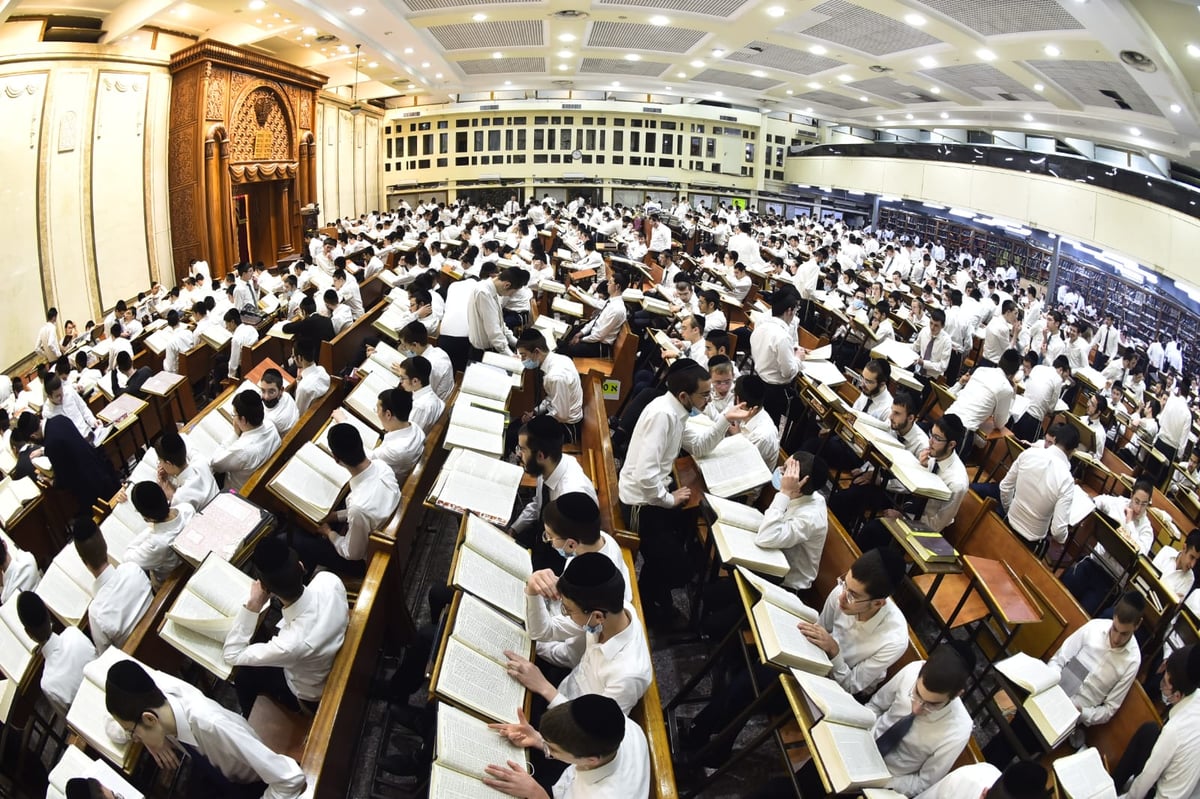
[{"x1": 571, "y1": 149, "x2": 583, "y2": 160}]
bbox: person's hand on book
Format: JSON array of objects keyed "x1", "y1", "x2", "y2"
[
  {"x1": 671, "y1": 486, "x2": 692, "y2": 507},
  {"x1": 245, "y1": 580, "x2": 270, "y2": 613},
  {"x1": 483, "y1": 760, "x2": 547, "y2": 798},
  {"x1": 487, "y1": 707, "x2": 543, "y2": 749},
  {"x1": 525, "y1": 570, "x2": 560, "y2": 600},
  {"x1": 332, "y1": 408, "x2": 347, "y2": 423},
  {"x1": 503, "y1": 651, "x2": 554, "y2": 699},
  {"x1": 797, "y1": 620, "x2": 840, "y2": 658}
]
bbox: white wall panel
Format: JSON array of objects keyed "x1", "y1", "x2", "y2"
[
  {"x1": 44, "y1": 68, "x2": 93, "y2": 326},
  {"x1": 0, "y1": 72, "x2": 48, "y2": 370},
  {"x1": 1026, "y1": 178, "x2": 1095, "y2": 241},
  {"x1": 92, "y1": 71, "x2": 150, "y2": 309},
  {"x1": 337, "y1": 108, "x2": 354, "y2": 218},
  {"x1": 920, "y1": 163, "x2": 971, "y2": 208},
  {"x1": 364, "y1": 115, "x2": 379, "y2": 212}
]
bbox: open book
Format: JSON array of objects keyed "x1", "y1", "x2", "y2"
[
  {"x1": 450, "y1": 514, "x2": 532, "y2": 621},
  {"x1": 482, "y1": 352, "x2": 526, "y2": 389},
  {"x1": 445, "y1": 401, "x2": 507, "y2": 458},
  {"x1": 799, "y1": 672, "x2": 891, "y2": 793},
  {"x1": 704, "y1": 494, "x2": 789, "y2": 578},
  {"x1": 345, "y1": 368, "x2": 401, "y2": 431},
  {"x1": 868, "y1": 438, "x2": 952, "y2": 500},
  {"x1": 267, "y1": 441, "x2": 352, "y2": 524},
  {"x1": 66, "y1": 646, "x2": 138, "y2": 768},
  {"x1": 742, "y1": 572, "x2": 828, "y2": 675},
  {"x1": 200, "y1": 325, "x2": 232, "y2": 350},
  {"x1": 461, "y1": 362, "x2": 515, "y2": 406},
  {"x1": 160, "y1": 553, "x2": 254, "y2": 679},
  {"x1": 316, "y1": 412, "x2": 381, "y2": 458},
  {"x1": 184, "y1": 410, "x2": 236, "y2": 465},
  {"x1": 0, "y1": 475, "x2": 40, "y2": 526},
  {"x1": 36, "y1": 543, "x2": 101, "y2": 627},
  {"x1": 433, "y1": 638, "x2": 526, "y2": 726},
  {"x1": 172, "y1": 492, "x2": 271, "y2": 566},
  {"x1": 142, "y1": 328, "x2": 172, "y2": 356},
  {"x1": 0, "y1": 597, "x2": 38, "y2": 684},
  {"x1": 687, "y1": 420, "x2": 773, "y2": 497},
  {"x1": 800, "y1": 358, "x2": 847, "y2": 386},
  {"x1": 139, "y1": 371, "x2": 185, "y2": 398},
  {"x1": 47, "y1": 744, "x2": 144, "y2": 799},
  {"x1": 550, "y1": 297, "x2": 584, "y2": 318},
  {"x1": 429, "y1": 703, "x2": 525, "y2": 799},
  {"x1": 568, "y1": 286, "x2": 606, "y2": 311},
  {"x1": 428, "y1": 448, "x2": 523, "y2": 528},
  {"x1": 1053, "y1": 747, "x2": 1117, "y2": 799},
  {"x1": 995, "y1": 652, "x2": 1080, "y2": 747},
  {"x1": 100, "y1": 495, "x2": 147, "y2": 562},
  {"x1": 373, "y1": 303, "x2": 413, "y2": 339},
  {"x1": 651, "y1": 329, "x2": 680, "y2": 359},
  {"x1": 869, "y1": 338, "x2": 920, "y2": 370}
]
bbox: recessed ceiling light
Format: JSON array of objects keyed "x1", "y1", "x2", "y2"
[
  {"x1": 303, "y1": 43, "x2": 310, "y2": 47},
  {"x1": 650, "y1": 15, "x2": 669, "y2": 25},
  {"x1": 919, "y1": 56, "x2": 937, "y2": 68},
  {"x1": 1170, "y1": 103, "x2": 1182, "y2": 113},
  {"x1": 1043, "y1": 44, "x2": 1060, "y2": 57},
  {"x1": 368, "y1": 61, "x2": 378, "y2": 68},
  {"x1": 1023, "y1": 113, "x2": 1034, "y2": 121},
  {"x1": 751, "y1": 70, "x2": 766, "y2": 77},
  {"x1": 858, "y1": 95, "x2": 868, "y2": 102},
  {"x1": 1130, "y1": 127, "x2": 1142, "y2": 136},
  {"x1": 904, "y1": 13, "x2": 926, "y2": 26},
  {"x1": 711, "y1": 48, "x2": 725, "y2": 57},
  {"x1": 248, "y1": 0, "x2": 265, "y2": 9},
  {"x1": 558, "y1": 33, "x2": 576, "y2": 43},
  {"x1": 837, "y1": 73, "x2": 852, "y2": 82},
  {"x1": 785, "y1": 89, "x2": 793, "y2": 95},
  {"x1": 677, "y1": 72, "x2": 686, "y2": 78},
  {"x1": 976, "y1": 48, "x2": 996, "y2": 60},
  {"x1": 930, "y1": 86, "x2": 941, "y2": 94},
  {"x1": 804, "y1": 107, "x2": 813, "y2": 114},
  {"x1": 690, "y1": 59, "x2": 705, "y2": 67},
  {"x1": 876, "y1": 115, "x2": 884, "y2": 121},
  {"x1": 905, "y1": 113, "x2": 914, "y2": 119},
  {"x1": 266, "y1": 23, "x2": 273, "y2": 28},
  {"x1": 558, "y1": 50, "x2": 572, "y2": 58},
  {"x1": 302, "y1": 26, "x2": 316, "y2": 35},
  {"x1": 336, "y1": 44, "x2": 349, "y2": 53},
  {"x1": 806, "y1": 81, "x2": 821, "y2": 89},
  {"x1": 612, "y1": 81, "x2": 621, "y2": 87},
  {"x1": 1188, "y1": 44, "x2": 1200, "y2": 58},
  {"x1": 273, "y1": 12, "x2": 280, "y2": 17},
  {"x1": 940, "y1": 112, "x2": 949, "y2": 119},
  {"x1": 1034, "y1": 83, "x2": 1045, "y2": 92},
  {"x1": 809, "y1": 44, "x2": 827, "y2": 55},
  {"x1": 435, "y1": 72, "x2": 443, "y2": 78},
  {"x1": 766, "y1": 5, "x2": 785, "y2": 17},
  {"x1": 407, "y1": 83, "x2": 415, "y2": 89},
  {"x1": 714, "y1": 91, "x2": 723, "y2": 96},
  {"x1": 492, "y1": 51, "x2": 503, "y2": 59},
  {"x1": 504, "y1": 80, "x2": 512, "y2": 85},
  {"x1": 403, "y1": 47, "x2": 413, "y2": 54},
  {"x1": 625, "y1": 54, "x2": 641, "y2": 61},
  {"x1": 348, "y1": 6, "x2": 366, "y2": 16},
  {"x1": 421, "y1": 61, "x2": 430, "y2": 68},
  {"x1": 283, "y1": 17, "x2": 290, "y2": 22},
  {"x1": 558, "y1": 64, "x2": 569, "y2": 70},
  {"x1": 664, "y1": 86, "x2": 672, "y2": 91},
  {"x1": 296, "y1": 35, "x2": 302, "y2": 40},
  {"x1": 472, "y1": 12, "x2": 486, "y2": 21}
]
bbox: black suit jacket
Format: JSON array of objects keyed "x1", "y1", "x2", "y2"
[{"x1": 282, "y1": 314, "x2": 335, "y2": 342}]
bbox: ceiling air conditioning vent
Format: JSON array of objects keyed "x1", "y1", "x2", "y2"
[
  {"x1": 1120, "y1": 50, "x2": 1157, "y2": 73},
  {"x1": 480, "y1": 104, "x2": 499, "y2": 111},
  {"x1": 552, "y1": 80, "x2": 574, "y2": 87},
  {"x1": 551, "y1": 9, "x2": 589, "y2": 18},
  {"x1": 868, "y1": 65, "x2": 892, "y2": 73},
  {"x1": 314, "y1": 34, "x2": 339, "y2": 44},
  {"x1": 402, "y1": 111, "x2": 421, "y2": 118},
  {"x1": 719, "y1": 114, "x2": 737, "y2": 122},
  {"x1": 41, "y1": 15, "x2": 103, "y2": 43},
  {"x1": 644, "y1": 106, "x2": 663, "y2": 113},
  {"x1": 562, "y1": 103, "x2": 582, "y2": 109}
]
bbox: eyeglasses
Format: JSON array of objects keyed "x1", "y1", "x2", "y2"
[
  {"x1": 837, "y1": 575, "x2": 871, "y2": 605},
  {"x1": 909, "y1": 686, "x2": 949, "y2": 711},
  {"x1": 929, "y1": 433, "x2": 948, "y2": 444}
]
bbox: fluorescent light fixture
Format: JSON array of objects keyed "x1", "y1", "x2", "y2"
[
  {"x1": 1170, "y1": 103, "x2": 1183, "y2": 114},
  {"x1": 919, "y1": 56, "x2": 937, "y2": 68},
  {"x1": 1034, "y1": 83, "x2": 1045, "y2": 92},
  {"x1": 472, "y1": 12, "x2": 486, "y2": 21},
  {"x1": 766, "y1": 5, "x2": 785, "y2": 16},
  {"x1": 624, "y1": 54, "x2": 641, "y2": 61},
  {"x1": 904, "y1": 13, "x2": 926, "y2": 26},
  {"x1": 348, "y1": 6, "x2": 366, "y2": 16},
  {"x1": 1130, "y1": 127, "x2": 1141, "y2": 136},
  {"x1": 558, "y1": 33, "x2": 576, "y2": 42},
  {"x1": 1043, "y1": 44, "x2": 1060, "y2": 57},
  {"x1": 810, "y1": 45, "x2": 827, "y2": 55},
  {"x1": 976, "y1": 49, "x2": 996, "y2": 60},
  {"x1": 650, "y1": 15, "x2": 669, "y2": 25}
]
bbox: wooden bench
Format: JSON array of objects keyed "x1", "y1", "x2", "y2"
[
  {"x1": 579, "y1": 371, "x2": 637, "y2": 551},
  {"x1": 574, "y1": 322, "x2": 637, "y2": 418},
  {"x1": 319, "y1": 302, "x2": 388, "y2": 375}
]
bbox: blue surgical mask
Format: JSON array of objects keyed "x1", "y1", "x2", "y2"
[
  {"x1": 585, "y1": 621, "x2": 603, "y2": 635},
  {"x1": 555, "y1": 545, "x2": 570, "y2": 558},
  {"x1": 688, "y1": 406, "x2": 702, "y2": 418},
  {"x1": 852, "y1": 298, "x2": 865, "y2": 310},
  {"x1": 402, "y1": 349, "x2": 416, "y2": 358},
  {"x1": 771, "y1": 466, "x2": 784, "y2": 490},
  {"x1": 522, "y1": 358, "x2": 539, "y2": 370}
]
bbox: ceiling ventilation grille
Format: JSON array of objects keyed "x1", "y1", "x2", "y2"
[{"x1": 41, "y1": 15, "x2": 104, "y2": 43}]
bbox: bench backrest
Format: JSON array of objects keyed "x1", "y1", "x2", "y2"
[
  {"x1": 243, "y1": 378, "x2": 344, "y2": 509},
  {"x1": 319, "y1": 302, "x2": 388, "y2": 375}
]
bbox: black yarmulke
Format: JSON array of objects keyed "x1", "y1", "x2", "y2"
[
  {"x1": 556, "y1": 492, "x2": 599, "y2": 523},
  {"x1": 70, "y1": 515, "x2": 100, "y2": 543},
  {"x1": 64, "y1": 778, "x2": 95, "y2": 799},
  {"x1": 567, "y1": 694, "x2": 625, "y2": 744},
  {"x1": 999, "y1": 760, "x2": 1048, "y2": 797},
  {"x1": 252, "y1": 536, "x2": 291, "y2": 575},
  {"x1": 561, "y1": 552, "x2": 618, "y2": 586},
  {"x1": 105, "y1": 659, "x2": 155, "y2": 695},
  {"x1": 1188, "y1": 644, "x2": 1200, "y2": 684},
  {"x1": 15, "y1": 591, "x2": 48, "y2": 630}
]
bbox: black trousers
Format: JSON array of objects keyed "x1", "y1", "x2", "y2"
[
  {"x1": 1111, "y1": 721, "x2": 1161, "y2": 796},
  {"x1": 761, "y1": 382, "x2": 794, "y2": 429},
  {"x1": 289, "y1": 531, "x2": 367, "y2": 580},
  {"x1": 233, "y1": 665, "x2": 317, "y2": 718},
  {"x1": 623, "y1": 503, "x2": 696, "y2": 610},
  {"x1": 439, "y1": 334, "x2": 470, "y2": 373}
]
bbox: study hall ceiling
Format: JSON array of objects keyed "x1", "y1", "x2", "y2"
[{"x1": 2, "y1": 0, "x2": 1199, "y2": 163}]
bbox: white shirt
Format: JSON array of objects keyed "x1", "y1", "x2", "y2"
[
  {"x1": 981, "y1": 315, "x2": 1014, "y2": 363},
  {"x1": 440, "y1": 279, "x2": 475, "y2": 338},
  {"x1": 1122, "y1": 692, "x2": 1200, "y2": 799},
  {"x1": 228, "y1": 323, "x2": 259, "y2": 379},
  {"x1": 818, "y1": 585, "x2": 909, "y2": 695},
  {"x1": 329, "y1": 303, "x2": 353, "y2": 335},
  {"x1": 914, "y1": 762, "x2": 1001, "y2": 799},
  {"x1": 338, "y1": 277, "x2": 364, "y2": 318},
  {"x1": 88, "y1": 562, "x2": 153, "y2": 652},
  {"x1": 740, "y1": 408, "x2": 780, "y2": 470},
  {"x1": 1020, "y1": 365, "x2": 1065, "y2": 422},
  {"x1": 223, "y1": 571, "x2": 349, "y2": 702},
  {"x1": 44, "y1": 387, "x2": 96, "y2": 438},
  {"x1": 170, "y1": 458, "x2": 219, "y2": 510},
  {"x1": 1158, "y1": 395, "x2": 1192, "y2": 452},
  {"x1": 618, "y1": 393, "x2": 730, "y2": 508},
  {"x1": 368, "y1": 425, "x2": 425, "y2": 485},
  {"x1": 264, "y1": 392, "x2": 299, "y2": 438},
  {"x1": 333, "y1": 460, "x2": 399, "y2": 561},
  {"x1": 920, "y1": 451, "x2": 970, "y2": 533},
  {"x1": 999, "y1": 444, "x2": 1075, "y2": 544},
  {"x1": 1049, "y1": 618, "x2": 1141, "y2": 726},
  {"x1": 295, "y1": 364, "x2": 330, "y2": 416},
  {"x1": 867, "y1": 662, "x2": 972, "y2": 796},
  {"x1": 581, "y1": 298, "x2": 627, "y2": 345},
  {"x1": 755, "y1": 493, "x2": 827, "y2": 590},
  {"x1": 545, "y1": 603, "x2": 653, "y2": 715},
  {"x1": 552, "y1": 714, "x2": 649, "y2": 799},
  {"x1": 108, "y1": 336, "x2": 133, "y2": 373},
  {"x1": 421, "y1": 345, "x2": 455, "y2": 401},
  {"x1": 123, "y1": 503, "x2": 195, "y2": 583},
  {"x1": 1153, "y1": 545, "x2": 1197, "y2": 602},
  {"x1": 2, "y1": 543, "x2": 41, "y2": 604},
  {"x1": 853, "y1": 387, "x2": 893, "y2": 424},
  {"x1": 945, "y1": 367, "x2": 1014, "y2": 432},
  {"x1": 468, "y1": 279, "x2": 515, "y2": 355},
  {"x1": 512, "y1": 455, "x2": 597, "y2": 534},
  {"x1": 162, "y1": 681, "x2": 306, "y2": 798},
  {"x1": 164, "y1": 326, "x2": 196, "y2": 374},
  {"x1": 210, "y1": 422, "x2": 282, "y2": 492},
  {"x1": 914, "y1": 328, "x2": 952, "y2": 378},
  {"x1": 537, "y1": 352, "x2": 584, "y2": 424},
  {"x1": 750, "y1": 316, "x2": 801, "y2": 386},
  {"x1": 409, "y1": 385, "x2": 445, "y2": 433},
  {"x1": 40, "y1": 626, "x2": 96, "y2": 717},
  {"x1": 36, "y1": 321, "x2": 61, "y2": 362},
  {"x1": 1089, "y1": 494, "x2": 1154, "y2": 576}
]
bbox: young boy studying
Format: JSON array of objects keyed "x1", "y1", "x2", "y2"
[{"x1": 73, "y1": 516, "x2": 152, "y2": 653}]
